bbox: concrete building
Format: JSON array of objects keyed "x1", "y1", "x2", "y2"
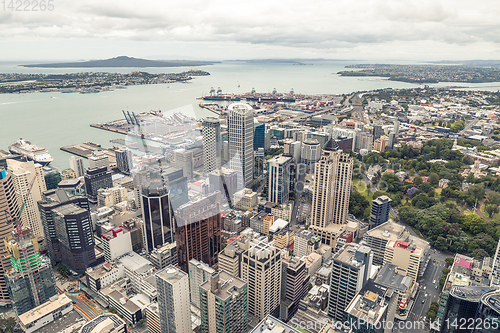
[
  {"x1": 18, "y1": 294, "x2": 73, "y2": 333},
  {"x1": 373, "y1": 138, "x2": 387, "y2": 153},
  {"x1": 218, "y1": 240, "x2": 246, "y2": 278},
  {"x1": 228, "y1": 103, "x2": 255, "y2": 187},
  {"x1": 42, "y1": 165, "x2": 61, "y2": 190},
  {"x1": 208, "y1": 168, "x2": 238, "y2": 205},
  {"x1": 300, "y1": 139, "x2": 321, "y2": 168},
  {"x1": 369, "y1": 195, "x2": 392, "y2": 228},
  {"x1": 141, "y1": 181, "x2": 175, "y2": 253},
  {"x1": 188, "y1": 259, "x2": 215, "y2": 309},
  {"x1": 250, "y1": 315, "x2": 300, "y2": 333},
  {"x1": 294, "y1": 230, "x2": 321, "y2": 258},
  {"x1": 328, "y1": 244, "x2": 372, "y2": 322},
  {"x1": 0, "y1": 168, "x2": 19, "y2": 307},
  {"x1": 241, "y1": 238, "x2": 282, "y2": 320},
  {"x1": 233, "y1": 188, "x2": 258, "y2": 210},
  {"x1": 4, "y1": 228, "x2": 57, "y2": 315},
  {"x1": 267, "y1": 155, "x2": 292, "y2": 204},
  {"x1": 280, "y1": 258, "x2": 309, "y2": 322},
  {"x1": 175, "y1": 192, "x2": 221, "y2": 271},
  {"x1": 490, "y1": 239, "x2": 500, "y2": 287},
  {"x1": 69, "y1": 156, "x2": 85, "y2": 178},
  {"x1": 79, "y1": 314, "x2": 126, "y2": 333},
  {"x1": 202, "y1": 117, "x2": 221, "y2": 174},
  {"x1": 383, "y1": 240, "x2": 423, "y2": 282},
  {"x1": 145, "y1": 302, "x2": 161, "y2": 333},
  {"x1": 86, "y1": 262, "x2": 124, "y2": 293},
  {"x1": 362, "y1": 221, "x2": 407, "y2": 265},
  {"x1": 309, "y1": 148, "x2": 353, "y2": 247},
  {"x1": 101, "y1": 226, "x2": 133, "y2": 262},
  {"x1": 7, "y1": 160, "x2": 47, "y2": 242},
  {"x1": 149, "y1": 242, "x2": 177, "y2": 270},
  {"x1": 88, "y1": 150, "x2": 109, "y2": 170},
  {"x1": 84, "y1": 166, "x2": 113, "y2": 204},
  {"x1": 60, "y1": 168, "x2": 77, "y2": 180},
  {"x1": 200, "y1": 271, "x2": 247, "y2": 333},
  {"x1": 118, "y1": 252, "x2": 157, "y2": 300},
  {"x1": 354, "y1": 131, "x2": 373, "y2": 152},
  {"x1": 97, "y1": 186, "x2": 127, "y2": 208},
  {"x1": 156, "y1": 266, "x2": 191, "y2": 333}
]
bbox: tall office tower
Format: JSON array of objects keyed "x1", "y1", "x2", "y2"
[
  {"x1": 267, "y1": 155, "x2": 292, "y2": 204},
  {"x1": 69, "y1": 156, "x2": 85, "y2": 178},
  {"x1": 175, "y1": 192, "x2": 221, "y2": 272},
  {"x1": 491, "y1": 240, "x2": 500, "y2": 287},
  {"x1": 202, "y1": 117, "x2": 221, "y2": 174},
  {"x1": 141, "y1": 181, "x2": 175, "y2": 253},
  {"x1": 174, "y1": 149, "x2": 194, "y2": 180},
  {"x1": 115, "y1": 148, "x2": 132, "y2": 174},
  {"x1": 228, "y1": 103, "x2": 254, "y2": 187},
  {"x1": 51, "y1": 202, "x2": 95, "y2": 272},
  {"x1": 254, "y1": 148, "x2": 265, "y2": 178},
  {"x1": 38, "y1": 189, "x2": 90, "y2": 265},
  {"x1": 300, "y1": 139, "x2": 321, "y2": 168},
  {"x1": 354, "y1": 131, "x2": 373, "y2": 152},
  {"x1": 309, "y1": 149, "x2": 353, "y2": 246},
  {"x1": 88, "y1": 150, "x2": 109, "y2": 170},
  {"x1": 383, "y1": 240, "x2": 423, "y2": 282},
  {"x1": 188, "y1": 259, "x2": 215, "y2": 308},
  {"x1": 388, "y1": 132, "x2": 396, "y2": 149},
  {"x1": 280, "y1": 258, "x2": 309, "y2": 322},
  {"x1": 0, "y1": 168, "x2": 20, "y2": 307},
  {"x1": 393, "y1": 119, "x2": 400, "y2": 136},
  {"x1": 7, "y1": 160, "x2": 47, "y2": 241},
  {"x1": 362, "y1": 221, "x2": 407, "y2": 265},
  {"x1": 372, "y1": 125, "x2": 383, "y2": 140},
  {"x1": 241, "y1": 238, "x2": 282, "y2": 320},
  {"x1": 208, "y1": 168, "x2": 238, "y2": 204},
  {"x1": 84, "y1": 166, "x2": 112, "y2": 204},
  {"x1": 254, "y1": 122, "x2": 266, "y2": 150},
  {"x1": 4, "y1": 227, "x2": 57, "y2": 315},
  {"x1": 155, "y1": 266, "x2": 191, "y2": 333},
  {"x1": 369, "y1": 195, "x2": 392, "y2": 228},
  {"x1": 200, "y1": 271, "x2": 248, "y2": 333},
  {"x1": 42, "y1": 165, "x2": 61, "y2": 190},
  {"x1": 328, "y1": 244, "x2": 372, "y2": 322}
]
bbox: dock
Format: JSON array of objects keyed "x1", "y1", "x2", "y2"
[{"x1": 60, "y1": 142, "x2": 117, "y2": 167}]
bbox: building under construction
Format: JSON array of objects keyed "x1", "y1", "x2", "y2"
[{"x1": 4, "y1": 227, "x2": 56, "y2": 315}]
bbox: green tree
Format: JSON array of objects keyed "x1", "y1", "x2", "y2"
[
  {"x1": 429, "y1": 172, "x2": 439, "y2": 186},
  {"x1": 445, "y1": 257, "x2": 454, "y2": 267},
  {"x1": 468, "y1": 184, "x2": 485, "y2": 203},
  {"x1": 485, "y1": 204, "x2": 499, "y2": 218},
  {"x1": 487, "y1": 192, "x2": 500, "y2": 206}
]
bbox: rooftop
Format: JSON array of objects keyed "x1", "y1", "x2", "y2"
[
  {"x1": 118, "y1": 251, "x2": 153, "y2": 272},
  {"x1": 344, "y1": 280, "x2": 388, "y2": 327},
  {"x1": 18, "y1": 294, "x2": 72, "y2": 325},
  {"x1": 156, "y1": 266, "x2": 187, "y2": 285},
  {"x1": 364, "y1": 221, "x2": 406, "y2": 240},
  {"x1": 80, "y1": 314, "x2": 126, "y2": 333},
  {"x1": 250, "y1": 315, "x2": 300, "y2": 333},
  {"x1": 374, "y1": 263, "x2": 413, "y2": 293},
  {"x1": 200, "y1": 271, "x2": 246, "y2": 302}
]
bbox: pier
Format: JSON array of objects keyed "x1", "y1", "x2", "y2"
[{"x1": 60, "y1": 142, "x2": 117, "y2": 167}]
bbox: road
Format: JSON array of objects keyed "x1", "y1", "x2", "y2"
[{"x1": 67, "y1": 293, "x2": 100, "y2": 320}]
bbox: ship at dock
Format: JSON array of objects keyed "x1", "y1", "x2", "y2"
[
  {"x1": 8, "y1": 139, "x2": 53, "y2": 165},
  {"x1": 200, "y1": 87, "x2": 241, "y2": 101}
]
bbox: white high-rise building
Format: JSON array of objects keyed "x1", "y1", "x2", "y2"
[
  {"x1": 6, "y1": 160, "x2": 46, "y2": 241},
  {"x1": 188, "y1": 259, "x2": 215, "y2": 308},
  {"x1": 69, "y1": 156, "x2": 85, "y2": 177},
  {"x1": 174, "y1": 149, "x2": 194, "y2": 180},
  {"x1": 202, "y1": 117, "x2": 221, "y2": 174},
  {"x1": 267, "y1": 155, "x2": 292, "y2": 204},
  {"x1": 240, "y1": 238, "x2": 282, "y2": 321},
  {"x1": 88, "y1": 150, "x2": 109, "y2": 170},
  {"x1": 156, "y1": 266, "x2": 191, "y2": 333},
  {"x1": 228, "y1": 103, "x2": 254, "y2": 187},
  {"x1": 490, "y1": 240, "x2": 500, "y2": 287}
]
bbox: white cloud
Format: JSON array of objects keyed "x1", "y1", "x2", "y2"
[{"x1": 0, "y1": 0, "x2": 499, "y2": 60}]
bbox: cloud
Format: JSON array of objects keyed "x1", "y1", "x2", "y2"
[{"x1": 0, "y1": 0, "x2": 499, "y2": 60}]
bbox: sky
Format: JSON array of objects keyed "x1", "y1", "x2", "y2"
[{"x1": 1, "y1": 0, "x2": 499, "y2": 62}]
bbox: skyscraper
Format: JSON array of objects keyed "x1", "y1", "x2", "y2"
[
  {"x1": 200, "y1": 271, "x2": 248, "y2": 333},
  {"x1": 188, "y1": 259, "x2": 215, "y2": 309},
  {"x1": 280, "y1": 258, "x2": 309, "y2": 322},
  {"x1": 254, "y1": 122, "x2": 266, "y2": 151},
  {"x1": 241, "y1": 238, "x2": 282, "y2": 320},
  {"x1": 42, "y1": 165, "x2": 61, "y2": 190},
  {"x1": 328, "y1": 244, "x2": 372, "y2": 322},
  {"x1": 228, "y1": 103, "x2": 254, "y2": 187},
  {"x1": 38, "y1": 189, "x2": 90, "y2": 266},
  {"x1": 84, "y1": 166, "x2": 112, "y2": 204},
  {"x1": 300, "y1": 139, "x2": 321, "y2": 168},
  {"x1": 174, "y1": 149, "x2": 194, "y2": 180},
  {"x1": 0, "y1": 168, "x2": 20, "y2": 307},
  {"x1": 309, "y1": 148, "x2": 353, "y2": 246},
  {"x1": 115, "y1": 148, "x2": 132, "y2": 174},
  {"x1": 141, "y1": 181, "x2": 175, "y2": 253},
  {"x1": 267, "y1": 155, "x2": 292, "y2": 204},
  {"x1": 369, "y1": 195, "x2": 392, "y2": 228},
  {"x1": 7, "y1": 159, "x2": 47, "y2": 241},
  {"x1": 175, "y1": 192, "x2": 221, "y2": 271},
  {"x1": 491, "y1": 240, "x2": 500, "y2": 287},
  {"x1": 69, "y1": 156, "x2": 85, "y2": 178},
  {"x1": 202, "y1": 117, "x2": 221, "y2": 174},
  {"x1": 4, "y1": 227, "x2": 57, "y2": 315},
  {"x1": 155, "y1": 266, "x2": 191, "y2": 333}
]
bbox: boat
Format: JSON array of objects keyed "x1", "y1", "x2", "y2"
[{"x1": 8, "y1": 139, "x2": 54, "y2": 165}]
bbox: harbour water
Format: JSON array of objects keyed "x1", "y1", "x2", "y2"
[{"x1": 1, "y1": 60, "x2": 500, "y2": 170}]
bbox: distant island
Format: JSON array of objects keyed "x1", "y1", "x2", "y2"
[
  {"x1": 22, "y1": 56, "x2": 217, "y2": 68},
  {"x1": 337, "y1": 64, "x2": 500, "y2": 84}
]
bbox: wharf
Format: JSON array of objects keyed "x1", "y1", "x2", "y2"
[{"x1": 60, "y1": 142, "x2": 117, "y2": 167}]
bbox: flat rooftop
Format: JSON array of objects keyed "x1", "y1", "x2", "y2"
[
  {"x1": 19, "y1": 294, "x2": 72, "y2": 325},
  {"x1": 156, "y1": 266, "x2": 187, "y2": 285},
  {"x1": 80, "y1": 314, "x2": 125, "y2": 333},
  {"x1": 118, "y1": 251, "x2": 152, "y2": 272},
  {"x1": 200, "y1": 271, "x2": 246, "y2": 302},
  {"x1": 250, "y1": 315, "x2": 300, "y2": 333},
  {"x1": 374, "y1": 263, "x2": 413, "y2": 293},
  {"x1": 364, "y1": 221, "x2": 406, "y2": 240}
]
